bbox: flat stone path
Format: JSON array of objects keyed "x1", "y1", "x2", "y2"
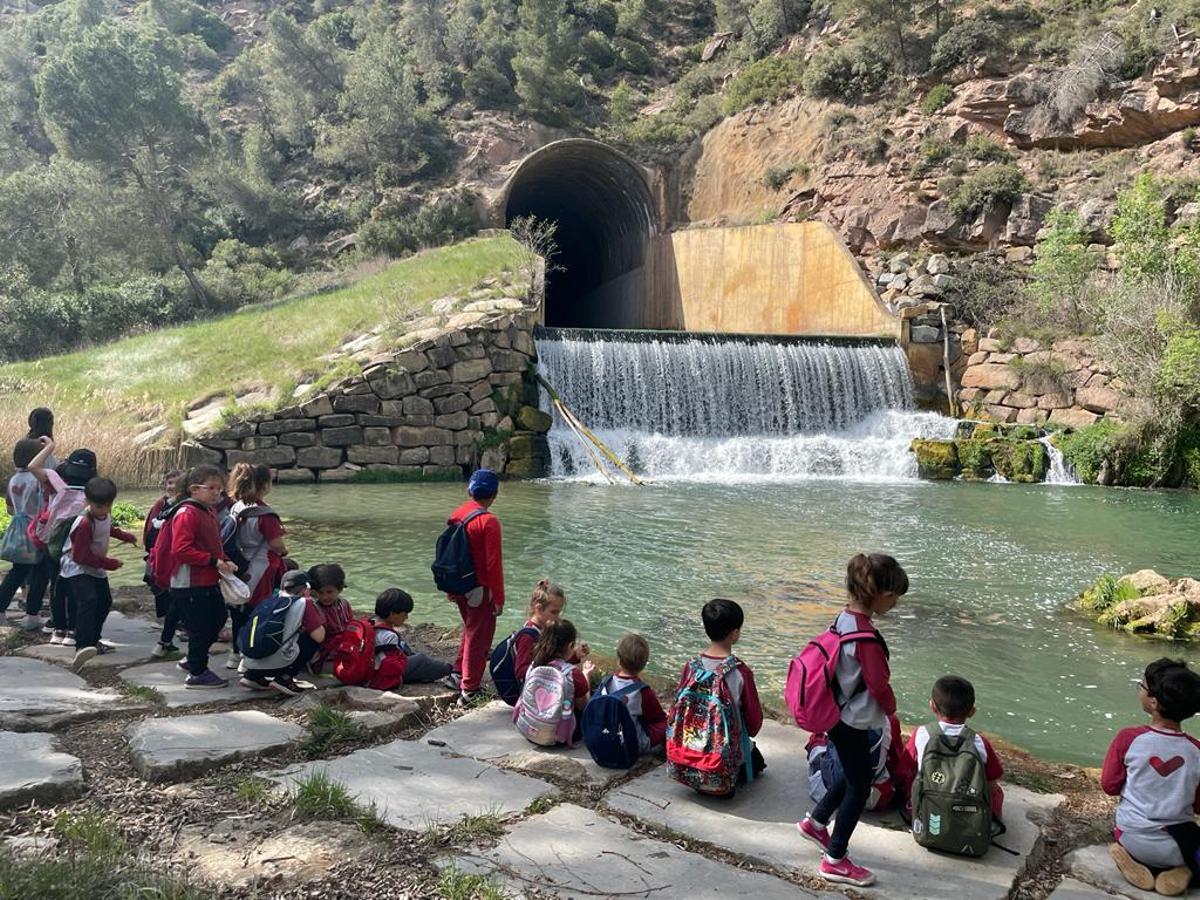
[
  {"x1": 0, "y1": 732, "x2": 84, "y2": 808},
  {"x1": 444, "y1": 803, "x2": 838, "y2": 899},
  {"x1": 606, "y1": 721, "x2": 1062, "y2": 900},
  {"x1": 266, "y1": 738, "x2": 558, "y2": 830},
  {"x1": 119, "y1": 661, "x2": 340, "y2": 708},
  {"x1": 0, "y1": 656, "x2": 131, "y2": 729},
  {"x1": 1066, "y1": 846, "x2": 1160, "y2": 899},
  {"x1": 127, "y1": 710, "x2": 304, "y2": 780},
  {"x1": 424, "y1": 700, "x2": 625, "y2": 786},
  {"x1": 21, "y1": 611, "x2": 163, "y2": 669},
  {"x1": 1048, "y1": 876, "x2": 1132, "y2": 899}
]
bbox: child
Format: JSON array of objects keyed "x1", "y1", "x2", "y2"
[
  {"x1": 0, "y1": 437, "x2": 56, "y2": 630},
  {"x1": 145, "y1": 468, "x2": 182, "y2": 657},
  {"x1": 41, "y1": 449, "x2": 97, "y2": 645},
  {"x1": 515, "y1": 579, "x2": 567, "y2": 682},
  {"x1": 1102, "y1": 658, "x2": 1200, "y2": 897},
  {"x1": 239, "y1": 569, "x2": 325, "y2": 696},
  {"x1": 515, "y1": 619, "x2": 591, "y2": 743},
  {"x1": 59, "y1": 477, "x2": 137, "y2": 671},
  {"x1": 308, "y1": 563, "x2": 354, "y2": 675},
  {"x1": 798, "y1": 554, "x2": 908, "y2": 888},
  {"x1": 227, "y1": 463, "x2": 287, "y2": 671},
  {"x1": 808, "y1": 713, "x2": 905, "y2": 814},
  {"x1": 165, "y1": 465, "x2": 237, "y2": 689},
  {"x1": 670, "y1": 598, "x2": 765, "y2": 794},
  {"x1": 599, "y1": 633, "x2": 667, "y2": 752},
  {"x1": 904, "y1": 675, "x2": 1004, "y2": 820},
  {"x1": 371, "y1": 588, "x2": 453, "y2": 690}
]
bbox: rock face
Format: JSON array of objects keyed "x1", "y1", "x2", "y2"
[
  {"x1": 911, "y1": 424, "x2": 1051, "y2": 483},
  {"x1": 1077, "y1": 570, "x2": 1200, "y2": 641},
  {"x1": 195, "y1": 308, "x2": 551, "y2": 482}
]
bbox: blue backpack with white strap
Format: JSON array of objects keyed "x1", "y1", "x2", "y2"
[
  {"x1": 489, "y1": 625, "x2": 540, "y2": 706},
  {"x1": 582, "y1": 675, "x2": 644, "y2": 770}
]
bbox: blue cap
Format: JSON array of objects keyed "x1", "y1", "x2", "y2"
[{"x1": 468, "y1": 468, "x2": 500, "y2": 499}]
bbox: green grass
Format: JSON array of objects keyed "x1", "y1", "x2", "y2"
[
  {"x1": 437, "y1": 867, "x2": 507, "y2": 900},
  {"x1": 425, "y1": 810, "x2": 506, "y2": 846},
  {"x1": 0, "y1": 235, "x2": 524, "y2": 424},
  {"x1": 303, "y1": 704, "x2": 362, "y2": 757},
  {"x1": 233, "y1": 775, "x2": 272, "y2": 804},
  {"x1": 124, "y1": 685, "x2": 165, "y2": 704},
  {"x1": 289, "y1": 770, "x2": 384, "y2": 832}
]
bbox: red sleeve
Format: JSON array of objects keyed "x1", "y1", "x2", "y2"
[
  {"x1": 571, "y1": 667, "x2": 589, "y2": 711},
  {"x1": 468, "y1": 513, "x2": 505, "y2": 609},
  {"x1": 300, "y1": 598, "x2": 323, "y2": 635},
  {"x1": 856, "y1": 639, "x2": 897, "y2": 715},
  {"x1": 514, "y1": 631, "x2": 536, "y2": 681},
  {"x1": 640, "y1": 685, "x2": 668, "y2": 747},
  {"x1": 144, "y1": 498, "x2": 165, "y2": 546},
  {"x1": 258, "y1": 514, "x2": 285, "y2": 542},
  {"x1": 1102, "y1": 728, "x2": 1142, "y2": 796},
  {"x1": 738, "y1": 663, "x2": 764, "y2": 737},
  {"x1": 170, "y1": 506, "x2": 221, "y2": 569},
  {"x1": 69, "y1": 518, "x2": 119, "y2": 571},
  {"x1": 980, "y1": 735, "x2": 1004, "y2": 782},
  {"x1": 112, "y1": 526, "x2": 136, "y2": 545}
]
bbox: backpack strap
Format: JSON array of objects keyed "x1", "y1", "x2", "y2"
[
  {"x1": 604, "y1": 678, "x2": 643, "y2": 699},
  {"x1": 928, "y1": 720, "x2": 969, "y2": 753},
  {"x1": 456, "y1": 508, "x2": 489, "y2": 528}
]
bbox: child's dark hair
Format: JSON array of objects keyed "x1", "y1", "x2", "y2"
[
  {"x1": 532, "y1": 619, "x2": 578, "y2": 667},
  {"x1": 174, "y1": 464, "x2": 225, "y2": 503},
  {"x1": 229, "y1": 462, "x2": 271, "y2": 504},
  {"x1": 27, "y1": 407, "x2": 53, "y2": 440},
  {"x1": 932, "y1": 675, "x2": 975, "y2": 720},
  {"x1": 1145, "y1": 658, "x2": 1200, "y2": 723},
  {"x1": 847, "y1": 553, "x2": 909, "y2": 607},
  {"x1": 84, "y1": 476, "x2": 118, "y2": 506},
  {"x1": 162, "y1": 468, "x2": 183, "y2": 486},
  {"x1": 309, "y1": 564, "x2": 346, "y2": 591},
  {"x1": 702, "y1": 598, "x2": 744, "y2": 642},
  {"x1": 12, "y1": 438, "x2": 43, "y2": 469},
  {"x1": 375, "y1": 588, "x2": 414, "y2": 618},
  {"x1": 617, "y1": 633, "x2": 650, "y2": 673}
]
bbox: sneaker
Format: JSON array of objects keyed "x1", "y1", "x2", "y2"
[
  {"x1": 292, "y1": 678, "x2": 317, "y2": 691},
  {"x1": 819, "y1": 855, "x2": 875, "y2": 887},
  {"x1": 61, "y1": 634, "x2": 76, "y2": 647},
  {"x1": 1156, "y1": 866, "x2": 1192, "y2": 897},
  {"x1": 176, "y1": 660, "x2": 192, "y2": 673},
  {"x1": 151, "y1": 642, "x2": 179, "y2": 659},
  {"x1": 456, "y1": 688, "x2": 487, "y2": 707},
  {"x1": 49, "y1": 631, "x2": 66, "y2": 646},
  {"x1": 797, "y1": 816, "x2": 831, "y2": 852},
  {"x1": 185, "y1": 670, "x2": 229, "y2": 690},
  {"x1": 269, "y1": 676, "x2": 301, "y2": 697},
  {"x1": 239, "y1": 674, "x2": 271, "y2": 691},
  {"x1": 19, "y1": 614, "x2": 43, "y2": 631},
  {"x1": 1109, "y1": 843, "x2": 1154, "y2": 891},
  {"x1": 225, "y1": 650, "x2": 241, "y2": 670},
  {"x1": 441, "y1": 672, "x2": 462, "y2": 691},
  {"x1": 71, "y1": 646, "x2": 98, "y2": 672},
  {"x1": 41, "y1": 622, "x2": 55, "y2": 635}
]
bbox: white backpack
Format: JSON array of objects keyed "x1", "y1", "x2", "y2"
[{"x1": 512, "y1": 660, "x2": 576, "y2": 747}]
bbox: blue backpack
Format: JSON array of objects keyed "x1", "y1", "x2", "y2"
[
  {"x1": 238, "y1": 593, "x2": 299, "y2": 659},
  {"x1": 489, "y1": 625, "x2": 540, "y2": 705},
  {"x1": 582, "y1": 676, "x2": 645, "y2": 770},
  {"x1": 431, "y1": 508, "x2": 488, "y2": 595}
]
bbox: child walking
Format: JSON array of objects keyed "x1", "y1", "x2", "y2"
[
  {"x1": 1102, "y1": 658, "x2": 1200, "y2": 897},
  {"x1": 798, "y1": 553, "x2": 908, "y2": 888},
  {"x1": 0, "y1": 437, "x2": 56, "y2": 630},
  {"x1": 165, "y1": 465, "x2": 237, "y2": 689},
  {"x1": 145, "y1": 469, "x2": 182, "y2": 657},
  {"x1": 59, "y1": 477, "x2": 137, "y2": 671},
  {"x1": 227, "y1": 462, "x2": 287, "y2": 671}
]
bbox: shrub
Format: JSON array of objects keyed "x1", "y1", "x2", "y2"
[
  {"x1": 202, "y1": 240, "x2": 295, "y2": 310},
  {"x1": 763, "y1": 163, "x2": 797, "y2": 190},
  {"x1": 920, "y1": 136, "x2": 957, "y2": 165},
  {"x1": 949, "y1": 254, "x2": 1022, "y2": 329},
  {"x1": 964, "y1": 134, "x2": 1013, "y2": 162},
  {"x1": 930, "y1": 19, "x2": 1001, "y2": 72},
  {"x1": 921, "y1": 83, "x2": 954, "y2": 113},
  {"x1": 948, "y1": 164, "x2": 1028, "y2": 217},
  {"x1": 463, "y1": 58, "x2": 517, "y2": 109},
  {"x1": 579, "y1": 29, "x2": 615, "y2": 72},
  {"x1": 358, "y1": 191, "x2": 481, "y2": 258},
  {"x1": 1156, "y1": 324, "x2": 1200, "y2": 414},
  {"x1": 802, "y1": 42, "x2": 891, "y2": 102},
  {"x1": 724, "y1": 53, "x2": 805, "y2": 114},
  {"x1": 613, "y1": 36, "x2": 652, "y2": 75},
  {"x1": 1058, "y1": 419, "x2": 1125, "y2": 483},
  {"x1": 1027, "y1": 208, "x2": 1098, "y2": 333}
]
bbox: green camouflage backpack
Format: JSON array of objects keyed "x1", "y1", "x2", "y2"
[{"x1": 911, "y1": 722, "x2": 996, "y2": 857}]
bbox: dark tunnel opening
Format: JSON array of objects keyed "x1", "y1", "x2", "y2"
[{"x1": 503, "y1": 140, "x2": 656, "y2": 329}]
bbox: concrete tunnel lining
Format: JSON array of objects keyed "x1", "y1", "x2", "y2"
[{"x1": 501, "y1": 140, "x2": 657, "y2": 329}]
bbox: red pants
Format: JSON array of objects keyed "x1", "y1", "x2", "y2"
[
  {"x1": 452, "y1": 597, "x2": 498, "y2": 691},
  {"x1": 367, "y1": 652, "x2": 408, "y2": 692}
]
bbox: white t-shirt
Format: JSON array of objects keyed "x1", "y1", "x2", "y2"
[{"x1": 913, "y1": 722, "x2": 989, "y2": 771}]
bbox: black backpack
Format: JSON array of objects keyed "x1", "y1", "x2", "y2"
[
  {"x1": 489, "y1": 625, "x2": 540, "y2": 705},
  {"x1": 431, "y1": 508, "x2": 488, "y2": 595}
]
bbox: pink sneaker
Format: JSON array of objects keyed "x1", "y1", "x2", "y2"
[
  {"x1": 797, "y1": 817, "x2": 831, "y2": 852},
  {"x1": 819, "y1": 855, "x2": 875, "y2": 887}
]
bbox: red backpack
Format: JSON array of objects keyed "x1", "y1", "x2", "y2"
[
  {"x1": 784, "y1": 623, "x2": 884, "y2": 732},
  {"x1": 330, "y1": 618, "x2": 376, "y2": 686},
  {"x1": 146, "y1": 500, "x2": 204, "y2": 591}
]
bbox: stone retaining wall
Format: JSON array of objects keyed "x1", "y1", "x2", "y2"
[{"x1": 186, "y1": 311, "x2": 551, "y2": 483}]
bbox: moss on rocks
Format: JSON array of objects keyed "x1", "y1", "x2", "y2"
[
  {"x1": 989, "y1": 438, "x2": 1048, "y2": 483},
  {"x1": 957, "y1": 438, "x2": 994, "y2": 480},
  {"x1": 910, "y1": 439, "x2": 959, "y2": 479},
  {"x1": 1077, "y1": 570, "x2": 1200, "y2": 641}
]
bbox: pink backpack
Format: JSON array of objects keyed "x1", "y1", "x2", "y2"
[
  {"x1": 513, "y1": 660, "x2": 577, "y2": 747},
  {"x1": 784, "y1": 623, "x2": 882, "y2": 732}
]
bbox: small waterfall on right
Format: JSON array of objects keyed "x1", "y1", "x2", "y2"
[{"x1": 536, "y1": 332, "x2": 957, "y2": 482}]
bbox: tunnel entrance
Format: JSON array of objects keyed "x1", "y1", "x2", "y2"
[{"x1": 502, "y1": 140, "x2": 656, "y2": 329}]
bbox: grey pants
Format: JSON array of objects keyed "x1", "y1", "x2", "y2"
[
  {"x1": 1120, "y1": 827, "x2": 1185, "y2": 869},
  {"x1": 404, "y1": 651, "x2": 452, "y2": 683}
]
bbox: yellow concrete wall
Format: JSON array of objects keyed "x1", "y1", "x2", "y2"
[{"x1": 645, "y1": 221, "x2": 899, "y2": 338}]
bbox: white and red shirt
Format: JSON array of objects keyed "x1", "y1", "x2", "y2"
[
  {"x1": 1102, "y1": 725, "x2": 1200, "y2": 832},
  {"x1": 832, "y1": 609, "x2": 896, "y2": 730},
  {"x1": 906, "y1": 721, "x2": 1004, "y2": 780},
  {"x1": 60, "y1": 514, "x2": 134, "y2": 579}
]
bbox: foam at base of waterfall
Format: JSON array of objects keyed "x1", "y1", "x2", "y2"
[
  {"x1": 547, "y1": 410, "x2": 959, "y2": 483},
  {"x1": 1040, "y1": 436, "x2": 1080, "y2": 485}
]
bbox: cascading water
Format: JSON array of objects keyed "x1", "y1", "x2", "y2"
[
  {"x1": 536, "y1": 331, "x2": 957, "y2": 482},
  {"x1": 1040, "y1": 436, "x2": 1079, "y2": 485}
]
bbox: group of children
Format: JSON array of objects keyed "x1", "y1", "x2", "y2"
[{"x1": 4, "y1": 425, "x2": 1200, "y2": 895}]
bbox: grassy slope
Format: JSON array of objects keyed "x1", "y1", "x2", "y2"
[{"x1": 0, "y1": 235, "x2": 524, "y2": 423}]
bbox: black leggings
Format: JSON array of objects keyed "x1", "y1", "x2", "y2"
[
  {"x1": 0, "y1": 557, "x2": 52, "y2": 615},
  {"x1": 810, "y1": 721, "x2": 872, "y2": 859}
]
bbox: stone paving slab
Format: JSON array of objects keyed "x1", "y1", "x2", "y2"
[
  {"x1": 1066, "y1": 846, "x2": 1160, "y2": 899},
  {"x1": 605, "y1": 721, "x2": 1063, "y2": 900},
  {"x1": 423, "y1": 700, "x2": 626, "y2": 786},
  {"x1": 1049, "y1": 876, "x2": 1132, "y2": 899},
  {"x1": 119, "y1": 661, "x2": 339, "y2": 709},
  {"x1": 442, "y1": 803, "x2": 835, "y2": 899},
  {"x1": 0, "y1": 732, "x2": 84, "y2": 808},
  {"x1": 21, "y1": 611, "x2": 164, "y2": 669},
  {"x1": 0, "y1": 656, "x2": 132, "y2": 730},
  {"x1": 266, "y1": 738, "x2": 557, "y2": 830},
  {"x1": 127, "y1": 710, "x2": 305, "y2": 780}
]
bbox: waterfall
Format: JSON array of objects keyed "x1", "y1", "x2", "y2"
[
  {"x1": 536, "y1": 332, "x2": 957, "y2": 482},
  {"x1": 1040, "y1": 436, "x2": 1079, "y2": 485}
]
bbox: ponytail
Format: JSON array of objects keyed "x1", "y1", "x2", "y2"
[
  {"x1": 529, "y1": 578, "x2": 566, "y2": 614},
  {"x1": 531, "y1": 618, "x2": 578, "y2": 668}
]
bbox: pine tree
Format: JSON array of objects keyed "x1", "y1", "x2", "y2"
[{"x1": 512, "y1": 0, "x2": 581, "y2": 122}]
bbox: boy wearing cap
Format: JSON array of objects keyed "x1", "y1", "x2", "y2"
[
  {"x1": 444, "y1": 468, "x2": 505, "y2": 705},
  {"x1": 238, "y1": 569, "x2": 325, "y2": 696}
]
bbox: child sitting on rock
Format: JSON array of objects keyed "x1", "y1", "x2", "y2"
[
  {"x1": 1103, "y1": 657, "x2": 1200, "y2": 897},
  {"x1": 308, "y1": 563, "x2": 353, "y2": 674},
  {"x1": 371, "y1": 588, "x2": 453, "y2": 690},
  {"x1": 596, "y1": 633, "x2": 667, "y2": 752},
  {"x1": 514, "y1": 619, "x2": 592, "y2": 745}
]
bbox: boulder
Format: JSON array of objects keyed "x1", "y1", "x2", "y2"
[
  {"x1": 910, "y1": 325, "x2": 941, "y2": 343},
  {"x1": 957, "y1": 439, "x2": 995, "y2": 481},
  {"x1": 227, "y1": 447, "x2": 295, "y2": 468},
  {"x1": 393, "y1": 427, "x2": 454, "y2": 447},
  {"x1": 1075, "y1": 385, "x2": 1125, "y2": 414},
  {"x1": 299, "y1": 396, "x2": 334, "y2": 418},
  {"x1": 515, "y1": 405, "x2": 553, "y2": 433},
  {"x1": 346, "y1": 446, "x2": 399, "y2": 465},
  {"x1": 961, "y1": 364, "x2": 1021, "y2": 391},
  {"x1": 1047, "y1": 408, "x2": 1100, "y2": 430},
  {"x1": 259, "y1": 418, "x2": 316, "y2": 436},
  {"x1": 910, "y1": 439, "x2": 959, "y2": 479},
  {"x1": 372, "y1": 372, "x2": 417, "y2": 400},
  {"x1": 450, "y1": 359, "x2": 493, "y2": 383},
  {"x1": 321, "y1": 426, "x2": 364, "y2": 447},
  {"x1": 332, "y1": 394, "x2": 380, "y2": 414},
  {"x1": 1122, "y1": 570, "x2": 1172, "y2": 594},
  {"x1": 988, "y1": 438, "x2": 1049, "y2": 483},
  {"x1": 296, "y1": 446, "x2": 344, "y2": 469}
]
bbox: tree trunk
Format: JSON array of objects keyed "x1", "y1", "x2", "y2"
[
  {"x1": 131, "y1": 148, "x2": 211, "y2": 308},
  {"x1": 65, "y1": 234, "x2": 84, "y2": 294}
]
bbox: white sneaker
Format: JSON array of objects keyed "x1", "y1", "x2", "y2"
[
  {"x1": 49, "y1": 631, "x2": 66, "y2": 645},
  {"x1": 62, "y1": 634, "x2": 76, "y2": 647},
  {"x1": 225, "y1": 650, "x2": 242, "y2": 670},
  {"x1": 71, "y1": 646, "x2": 97, "y2": 672}
]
